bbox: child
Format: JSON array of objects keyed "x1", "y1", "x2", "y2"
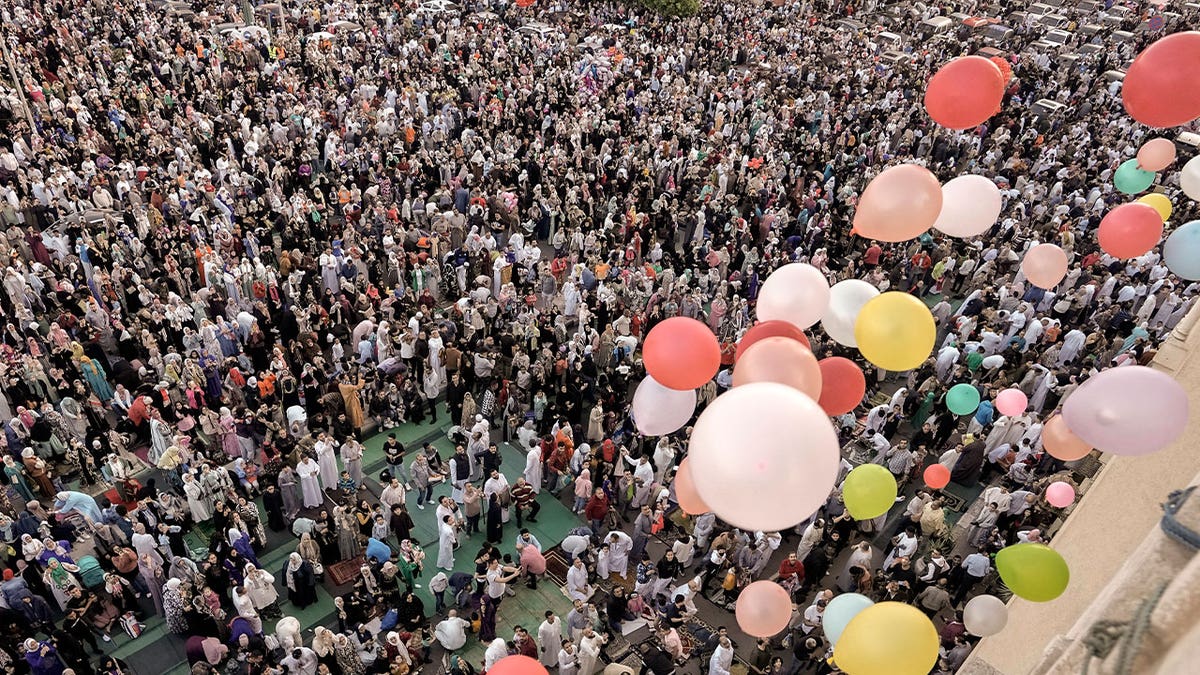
[{"x1": 338, "y1": 470, "x2": 358, "y2": 501}]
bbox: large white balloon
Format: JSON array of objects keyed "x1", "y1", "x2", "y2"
[
  {"x1": 688, "y1": 383, "x2": 840, "y2": 531},
  {"x1": 933, "y1": 175, "x2": 1003, "y2": 237},
  {"x1": 631, "y1": 376, "x2": 696, "y2": 437},
  {"x1": 963, "y1": 595, "x2": 1009, "y2": 636},
  {"x1": 1183, "y1": 156, "x2": 1200, "y2": 201},
  {"x1": 821, "y1": 280, "x2": 880, "y2": 347},
  {"x1": 756, "y1": 263, "x2": 831, "y2": 330}
]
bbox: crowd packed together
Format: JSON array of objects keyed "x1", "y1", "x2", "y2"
[{"x1": 0, "y1": 0, "x2": 1197, "y2": 673}]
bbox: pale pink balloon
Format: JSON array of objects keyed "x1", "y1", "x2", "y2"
[
  {"x1": 1137, "y1": 138, "x2": 1177, "y2": 172},
  {"x1": 994, "y1": 388, "x2": 1028, "y2": 417},
  {"x1": 853, "y1": 164, "x2": 944, "y2": 243},
  {"x1": 1061, "y1": 365, "x2": 1189, "y2": 456},
  {"x1": 1020, "y1": 244, "x2": 1069, "y2": 289},
  {"x1": 689, "y1": 383, "x2": 841, "y2": 531},
  {"x1": 756, "y1": 263, "x2": 831, "y2": 330},
  {"x1": 631, "y1": 376, "x2": 696, "y2": 437},
  {"x1": 735, "y1": 581, "x2": 794, "y2": 637},
  {"x1": 733, "y1": 337, "x2": 823, "y2": 400},
  {"x1": 1045, "y1": 481, "x2": 1076, "y2": 508},
  {"x1": 933, "y1": 175, "x2": 1002, "y2": 238}
]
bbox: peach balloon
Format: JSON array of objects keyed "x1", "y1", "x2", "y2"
[
  {"x1": 735, "y1": 581, "x2": 794, "y2": 637},
  {"x1": 1042, "y1": 414, "x2": 1092, "y2": 461},
  {"x1": 1138, "y1": 138, "x2": 1177, "y2": 172},
  {"x1": 1020, "y1": 244, "x2": 1068, "y2": 289},
  {"x1": 674, "y1": 458, "x2": 710, "y2": 515},
  {"x1": 852, "y1": 165, "x2": 943, "y2": 243},
  {"x1": 733, "y1": 337, "x2": 823, "y2": 400}
]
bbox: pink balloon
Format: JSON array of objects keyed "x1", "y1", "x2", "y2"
[
  {"x1": 1020, "y1": 244, "x2": 1068, "y2": 289},
  {"x1": 689, "y1": 383, "x2": 841, "y2": 531},
  {"x1": 853, "y1": 164, "x2": 944, "y2": 243},
  {"x1": 631, "y1": 375, "x2": 697, "y2": 437},
  {"x1": 994, "y1": 388, "x2": 1028, "y2": 417},
  {"x1": 733, "y1": 337, "x2": 823, "y2": 400},
  {"x1": 1062, "y1": 366, "x2": 1188, "y2": 456},
  {"x1": 1137, "y1": 138, "x2": 1178, "y2": 172},
  {"x1": 1045, "y1": 481, "x2": 1076, "y2": 508},
  {"x1": 756, "y1": 263, "x2": 831, "y2": 329},
  {"x1": 933, "y1": 175, "x2": 1002, "y2": 238},
  {"x1": 735, "y1": 581, "x2": 794, "y2": 637},
  {"x1": 1097, "y1": 202, "x2": 1164, "y2": 259}
]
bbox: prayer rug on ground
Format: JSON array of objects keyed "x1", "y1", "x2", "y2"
[{"x1": 327, "y1": 555, "x2": 365, "y2": 586}]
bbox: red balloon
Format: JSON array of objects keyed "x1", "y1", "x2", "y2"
[
  {"x1": 643, "y1": 317, "x2": 721, "y2": 391},
  {"x1": 515, "y1": 0, "x2": 536, "y2": 6},
  {"x1": 924, "y1": 56, "x2": 1006, "y2": 130},
  {"x1": 674, "y1": 458, "x2": 710, "y2": 515},
  {"x1": 490, "y1": 655, "x2": 547, "y2": 675},
  {"x1": 989, "y1": 56, "x2": 1013, "y2": 84},
  {"x1": 1097, "y1": 202, "x2": 1165, "y2": 258},
  {"x1": 816, "y1": 357, "x2": 866, "y2": 416},
  {"x1": 735, "y1": 320, "x2": 811, "y2": 361},
  {"x1": 1123, "y1": 31, "x2": 1200, "y2": 128},
  {"x1": 923, "y1": 464, "x2": 951, "y2": 489}
]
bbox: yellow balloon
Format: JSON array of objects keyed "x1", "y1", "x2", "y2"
[
  {"x1": 853, "y1": 292, "x2": 936, "y2": 371},
  {"x1": 833, "y1": 602, "x2": 939, "y2": 675},
  {"x1": 1137, "y1": 192, "x2": 1173, "y2": 221}
]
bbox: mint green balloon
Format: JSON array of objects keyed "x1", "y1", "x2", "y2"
[
  {"x1": 824, "y1": 593, "x2": 875, "y2": 645},
  {"x1": 946, "y1": 383, "x2": 981, "y2": 416},
  {"x1": 996, "y1": 543, "x2": 1070, "y2": 602},
  {"x1": 1114, "y1": 158, "x2": 1155, "y2": 195},
  {"x1": 842, "y1": 464, "x2": 897, "y2": 520}
]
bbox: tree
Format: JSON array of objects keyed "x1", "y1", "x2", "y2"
[{"x1": 637, "y1": 0, "x2": 700, "y2": 17}]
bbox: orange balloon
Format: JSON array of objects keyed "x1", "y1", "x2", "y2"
[
  {"x1": 1098, "y1": 202, "x2": 1164, "y2": 259},
  {"x1": 732, "y1": 337, "x2": 822, "y2": 399},
  {"x1": 1043, "y1": 414, "x2": 1092, "y2": 461},
  {"x1": 643, "y1": 317, "x2": 720, "y2": 391},
  {"x1": 1123, "y1": 31, "x2": 1200, "y2": 128},
  {"x1": 924, "y1": 464, "x2": 951, "y2": 489},
  {"x1": 735, "y1": 321, "x2": 811, "y2": 361},
  {"x1": 990, "y1": 55, "x2": 1013, "y2": 84},
  {"x1": 924, "y1": 56, "x2": 1006, "y2": 129},
  {"x1": 816, "y1": 357, "x2": 866, "y2": 416},
  {"x1": 674, "y1": 458, "x2": 710, "y2": 515},
  {"x1": 853, "y1": 164, "x2": 943, "y2": 242}
]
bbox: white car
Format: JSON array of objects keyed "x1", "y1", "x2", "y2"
[
  {"x1": 415, "y1": 0, "x2": 460, "y2": 14},
  {"x1": 516, "y1": 22, "x2": 561, "y2": 40}
]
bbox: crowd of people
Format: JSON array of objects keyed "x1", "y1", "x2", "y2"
[{"x1": 0, "y1": 0, "x2": 1198, "y2": 673}]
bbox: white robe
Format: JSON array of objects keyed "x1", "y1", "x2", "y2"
[
  {"x1": 709, "y1": 645, "x2": 734, "y2": 675},
  {"x1": 558, "y1": 648, "x2": 578, "y2": 675},
  {"x1": 296, "y1": 460, "x2": 323, "y2": 508},
  {"x1": 538, "y1": 619, "x2": 564, "y2": 667},
  {"x1": 315, "y1": 442, "x2": 339, "y2": 489},
  {"x1": 183, "y1": 479, "x2": 212, "y2": 521},
  {"x1": 524, "y1": 447, "x2": 543, "y2": 493},
  {"x1": 437, "y1": 521, "x2": 456, "y2": 570},
  {"x1": 566, "y1": 564, "x2": 592, "y2": 601},
  {"x1": 578, "y1": 634, "x2": 605, "y2": 675},
  {"x1": 606, "y1": 531, "x2": 633, "y2": 579}
]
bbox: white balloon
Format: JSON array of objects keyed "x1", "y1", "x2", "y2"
[
  {"x1": 933, "y1": 175, "x2": 1002, "y2": 237},
  {"x1": 756, "y1": 263, "x2": 831, "y2": 330},
  {"x1": 821, "y1": 280, "x2": 880, "y2": 347},
  {"x1": 689, "y1": 383, "x2": 841, "y2": 531},
  {"x1": 631, "y1": 376, "x2": 696, "y2": 437},
  {"x1": 1182, "y1": 155, "x2": 1200, "y2": 201},
  {"x1": 964, "y1": 594, "x2": 1009, "y2": 636}
]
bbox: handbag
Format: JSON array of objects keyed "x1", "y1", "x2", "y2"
[{"x1": 120, "y1": 612, "x2": 143, "y2": 638}]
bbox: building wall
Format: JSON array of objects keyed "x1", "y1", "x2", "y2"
[{"x1": 961, "y1": 306, "x2": 1200, "y2": 675}]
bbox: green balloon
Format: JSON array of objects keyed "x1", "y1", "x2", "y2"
[
  {"x1": 995, "y1": 543, "x2": 1070, "y2": 602},
  {"x1": 842, "y1": 464, "x2": 897, "y2": 520},
  {"x1": 1114, "y1": 159, "x2": 1155, "y2": 195},
  {"x1": 946, "y1": 383, "x2": 981, "y2": 416}
]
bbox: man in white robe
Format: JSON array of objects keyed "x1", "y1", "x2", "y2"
[
  {"x1": 296, "y1": 456, "x2": 323, "y2": 508},
  {"x1": 537, "y1": 612, "x2": 565, "y2": 668},
  {"x1": 605, "y1": 531, "x2": 633, "y2": 579},
  {"x1": 566, "y1": 558, "x2": 593, "y2": 601},
  {"x1": 578, "y1": 628, "x2": 607, "y2": 675},
  {"x1": 524, "y1": 441, "x2": 543, "y2": 494},
  {"x1": 434, "y1": 610, "x2": 470, "y2": 650},
  {"x1": 709, "y1": 638, "x2": 734, "y2": 675}
]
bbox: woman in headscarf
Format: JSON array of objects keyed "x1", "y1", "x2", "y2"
[
  {"x1": 236, "y1": 496, "x2": 267, "y2": 548},
  {"x1": 163, "y1": 578, "x2": 190, "y2": 633},
  {"x1": 23, "y1": 638, "x2": 64, "y2": 675},
  {"x1": 276, "y1": 465, "x2": 300, "y2": 520},
  {"x1": 21, "y1": 449, "x2": 55, "y2": 498},
  {"x1": 42, "y1": 558, "x2": 81, "y2": 609},
  {"x1": 140, "y1": 551, "x2": 167, "y2": 616},
  {"x1": 334, "y1": 506, "x2": 360, "y2": 561},
  {"x1": 282, "y1": 552, "x2": 317, "y2": 608},
  {"x1": 21, "y1": 533, "x2": 44, "y2": 562},
  {"x1": 486, "y1": 492, "x2": 504, "y2": 543},
  {"x1": 396, "y1": 590, "x2": 426, "y2": 632},
  {"x1": 182, "y1": 471, "x2": 213, "y2": 522},
  {"x1": 78, "y1": 356, "x2": 114, "y2": 401},
  {"x1": 312, "y1": 626, "x2": 338, "y2": 672},
  {"x1": 334, "y1": 633, "x2": 365, "y2": 675}
]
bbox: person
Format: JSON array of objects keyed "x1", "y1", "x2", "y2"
[
  {"x1": 435, "y1": 609, "x2": 471, "y2": 651},
  {"x1": 578, "y1": 627, "x2": 608, "y2": 675},
  {"x1": 296, "y1": 455, "x2": 324, "y2": 509},
  {"x1": 567, "y1": 557, "x2": 594, "y2": 601},
  {"x1": 558, "y1": 639, "x2": 580, "y2": 675},
  {"x1": 538, "y1": 611, "x2": 565, "y2": 668},
  {"x1": 709, "y1": 637, "x2": 734, "y2": 675},
  {"x1": 283, "y1": 553, "x2": 317, "y2": 608},
  {"x1": 437, "y1": 514, "x2": 458, "y2": 570}
]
